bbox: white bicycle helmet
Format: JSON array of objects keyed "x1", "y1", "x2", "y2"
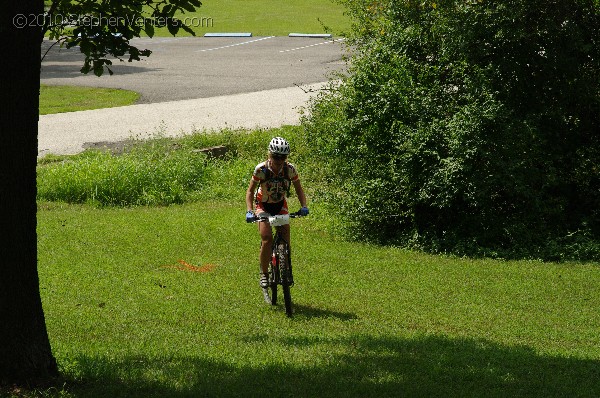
[{"x1": 268, "y1": 137, "x2": 291, "y2": 155}]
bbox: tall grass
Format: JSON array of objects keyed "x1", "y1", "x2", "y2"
[
  {"x1": 37, "y1": 139, "x2": 208, "y2": 206},
  {"x1": 36, "y1": 127, "x2": 305, "y2": 207}
]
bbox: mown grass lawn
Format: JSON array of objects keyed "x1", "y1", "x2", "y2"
[
  {"x1": 37, "y1": 199, "x2": 600, "y2": 397},
  {"x1": 31, "y1": 1, "x2": 600, "y2": 395},
  {"x1": 153, "y1": 0, "x2": 351, "y2": 37},
  {"x1": 39, "y1": 85, "x2": 139, "y2": 115},
  {"x1": 44, "y1": 0, "x2": 350, "y2": 38}
]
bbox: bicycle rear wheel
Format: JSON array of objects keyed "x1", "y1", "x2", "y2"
[{"x1": 278, "y1": 242, "x2": 293, "y2": 317}]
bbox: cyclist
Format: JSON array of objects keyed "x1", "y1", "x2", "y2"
[{"x1": 245, "y1": 137, "x2": 309, "y2": 289}]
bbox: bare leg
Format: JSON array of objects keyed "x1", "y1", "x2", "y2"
[
  {"x1": 259, "y1": 221, "x2": 273, "y2": 274},
  {"x1": 259, "y1": 223, "x2": 290, "y2": 273}
]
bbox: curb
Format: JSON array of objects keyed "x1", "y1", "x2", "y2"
[
  {"x1": 203, "y1": 33, "x2": 334, "y2": 38},
  {"x1": 288, "y1": 33, "x2": 332, "y2": 38}
]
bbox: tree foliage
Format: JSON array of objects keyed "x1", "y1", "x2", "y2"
[
  {"x1": 304, "y1": 0, "x2": 600, "y2": 260},
  {"x1": 43, "y1": 0, "x2": 201, "y2": 75}
]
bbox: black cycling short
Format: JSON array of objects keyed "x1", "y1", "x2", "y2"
[{"x1": 257, "y1": 200, "x2": 285, "y2": 216}]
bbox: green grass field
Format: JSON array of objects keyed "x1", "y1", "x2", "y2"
[
  {"x1": 45, "y1": 0, "x2": 350, "y2": 38},
  {"x1": 31, "y1": 1, "x2": 600, "y2": 394},
  {"x1": 36, "y1": 200, "x2": 600, "y2": 397},
  {"x1": 152, "y1": 0, "x2": 350, "y2": 37},
  {"x1": 40, "y1": 85, "x2": 139, "y2": 115},
  {"x1": 29, "y1": 128, "x2": 600, "y2": 397}
]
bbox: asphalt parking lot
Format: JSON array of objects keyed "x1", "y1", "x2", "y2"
[
  {"x1": 38, "y1": 36, "x2": 348, "y2": 156},
  {"x1": 40, "y1": 36, "x2": 348, "y2": 103}
]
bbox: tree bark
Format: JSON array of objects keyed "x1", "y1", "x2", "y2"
[{"x1": 0, "y1": 0, "x2": 58, "y2": 385}]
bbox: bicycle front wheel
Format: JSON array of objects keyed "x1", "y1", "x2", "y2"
[
  {"x1": 268, "y1": 261, "x2": 278, "y2": 306},
  {"x1": 278, "y1": 242, "x2": 293, "y2": 317}
]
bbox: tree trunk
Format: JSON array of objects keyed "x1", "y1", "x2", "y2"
[{"x1": 0, "y1": 0, "x2": 58, "y2": 385}]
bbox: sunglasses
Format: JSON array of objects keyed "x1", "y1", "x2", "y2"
[{"x1": 271, "y1": 154, "x2": 287, "y2": 161}]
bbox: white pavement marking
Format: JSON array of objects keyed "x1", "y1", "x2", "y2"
[
  {"x1": 280, "y1": 38, "x2": 345, "y2": 53},
  {"x1": 38, "y1": 83, "x2": 326, "y2": 157},
  {"x1": 197, "y1": 36, "x2": 275, "y2": 52},
  {"x1": 204, "y1": 33, "x2": 253, "y2": 37}
]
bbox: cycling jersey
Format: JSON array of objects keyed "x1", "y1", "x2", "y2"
[{"x1": 252, "y1": 160, "x2": 299, "y2": 210}]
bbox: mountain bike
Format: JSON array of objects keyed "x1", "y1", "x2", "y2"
[{"x1": 251, "y1": 211, "x2": 304, "y2": 317}]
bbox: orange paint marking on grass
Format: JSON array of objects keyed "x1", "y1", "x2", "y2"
[
  {"x1": 161, "y1": 260, "x2": 217, "y2": 273},
  {"x1": 177, "y1": 259, "x2": 217, "y2": 273}
]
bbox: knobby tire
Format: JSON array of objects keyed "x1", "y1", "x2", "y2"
[
  {"x1": 278, "y1": 242, "x2": 293, "y2": 317},
  {"x1": 268, "y1": 250, "x2": 278, "y2": 306}
]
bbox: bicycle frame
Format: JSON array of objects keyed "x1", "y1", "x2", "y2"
[
  {"x1": 270, "y1": 226, "x2": 292, "y2": 286},
  {"x1": 252, "y1": 211, "x2": 303, "y2": 316}
]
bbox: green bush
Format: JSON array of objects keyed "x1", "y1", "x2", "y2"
[{"x1": 303, "y1": 0, "x2": 600, "y2": 260}]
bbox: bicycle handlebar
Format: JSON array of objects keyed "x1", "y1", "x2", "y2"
[{"x1": 249, "y1": 211, "x2": 306, "y2": 224}]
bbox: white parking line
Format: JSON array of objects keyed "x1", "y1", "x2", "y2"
[
  {"x1": 280, "y1": 38, "x2": 345, "y2": 53},
  {"x1": 197, "y1": 36, "x2": 275, "y2": 52}
]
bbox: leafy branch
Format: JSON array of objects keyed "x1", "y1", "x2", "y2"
[{"x1": 42, "y1": 0, "x2": 202, "y2": 76}]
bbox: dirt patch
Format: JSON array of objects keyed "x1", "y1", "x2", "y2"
[
  {"x1": 82, "y1": 140, "x2": 137, "y2": 155},
  {"x1": 162, "y1": 259, "x2": 218, "y2": 273},
  {"x1": 82, "y1": 141, "x2": 229, "y2": 158}
]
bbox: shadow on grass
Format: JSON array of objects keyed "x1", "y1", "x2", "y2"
[
  {"x1": 67, "y1": 334, "x2": 599, "y2": 398},
  {"x1": 289, "y1": 303, "x2": 359, "y2": 321}
]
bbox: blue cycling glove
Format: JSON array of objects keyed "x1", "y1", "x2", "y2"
[
  {"x1": 299, "y1": 207, "x2": 309, "y2": 216},
  {"x1": 246, "y1": 210, "x2": 255, "y2": 223}
]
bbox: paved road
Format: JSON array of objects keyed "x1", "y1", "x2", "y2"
[
  {"x1": 39, "y1": 36, "x2": 347, "y2": 156},
  {"x1": 41, "y1": 36, "x2": 347, "y2": 103},
  {"x1": 38, "y1": 82, "x2": 330, "y2": 156}
]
